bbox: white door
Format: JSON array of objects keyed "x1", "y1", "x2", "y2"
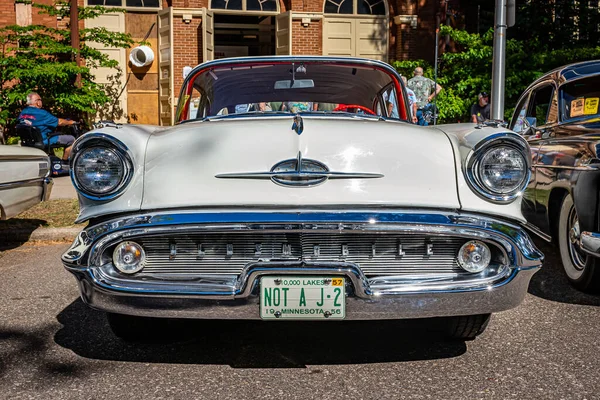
[
  {"x1": 323, "y1": 17, "x2": 387, "y2": 61},
  {"x1": 157, "y1": 7, "x2": 174, "y2": 126},
  {"x1": 275, "y1": 11, "x2": 292, "y2": 55},
  {"x1": 322, "y1": 17, "x2": 354, "y2": 56},
  {"x1": 355, "y1": 17, "x2": 387, "y2": 61},
  {"x1": 85, "y1": 12, "x2": 127, "y2": 121},
  {"x1": 203, "y1": 9, "x2": 215, "y2": 62}
]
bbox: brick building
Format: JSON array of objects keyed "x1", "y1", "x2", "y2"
[{"x1": 2, "y1": 0, "x2": 448, "y2": 125}]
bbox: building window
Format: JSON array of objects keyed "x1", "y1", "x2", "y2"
[
  {"x1": 211, "y1": 0, "x2": 278, "y2": 11},
  {"x1": 125, "y1": 0, "x2": 160, "y2": 6},
  {"x1": 87, "y1": 0, "x2": 122, "y2": 5},
  {"x1": 357, "y1": 0, "x2": 385, "y2": 15},
  {"x1": 324, "y1": 0, "x2": 353, "y2": 14},
  {"x1": 87, "y1": 0, "x2": 160, "y2": 7},
  {"x1": 247, "y1": 0, "x2": 278, "y2": 11},
  {"x1": 324, "y1": 0, "x2": 386, "y2": 15}
]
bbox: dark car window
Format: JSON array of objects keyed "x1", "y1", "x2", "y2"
[
  {"x1": 528, "y1": 85, "x2": 555, "y2": 127},
  {"x1": 560, "y1": 75, "x2": 600, "y2": 122}
]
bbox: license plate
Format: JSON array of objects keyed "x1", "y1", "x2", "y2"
[{"x1": 260, "y1": 276, "x2": 345, "y2": 320}]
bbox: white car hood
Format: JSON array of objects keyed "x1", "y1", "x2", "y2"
[{"x1": 142, "y1": 116, "x2": 460, "y2": 210}]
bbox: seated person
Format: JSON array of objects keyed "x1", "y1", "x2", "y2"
[
  {"x1": 286, "y1": 102, "x2": 314, "y2": 113},
  {"x1": 250, "y1": 102, "x2": 273, "y2": 112},
  {"x1": 18, "y1": 92, "x2": 76, "y2": 160}
]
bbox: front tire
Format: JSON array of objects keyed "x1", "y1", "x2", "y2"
[
  {"x1": 558, "y1": 194, "x2": 600, "y2": 293},
  {"x1": 444, "y1": 314, "x2": 491, "y2": 340}
]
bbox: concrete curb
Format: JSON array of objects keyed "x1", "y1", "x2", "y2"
[{"x1": 4, "y1": 226, "x2": 81, "y2": 243}]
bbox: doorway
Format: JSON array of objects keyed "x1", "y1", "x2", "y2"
[{"x1": 214, "y1": 14, "x2": 275, "y2": 58}]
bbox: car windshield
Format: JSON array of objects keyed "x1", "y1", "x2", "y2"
[
  {"x1": 560, "y1": 75, "x2": 600, "y2": 122},
  {"x1": 176, "y1": 60, "x2": 407, "y2": 122}
]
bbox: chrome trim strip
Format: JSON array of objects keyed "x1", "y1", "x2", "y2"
[
  {"x1": 533, "y1": 164, "x2": 599, "y2": 171},
  {"x1": 0, "y1": 154, "x2": 49, "y2": 162},
  {"x1": 216, "y1": 150, "x2": 383, "y2": 187},
  {"x1": 581, "y1": 231, "x2": 600, "y2": 258},
  {"x1": 523, "y1": 221, "x2": 552, "y2": 242},
  {"x1": 0, "y1": 177, "x2": 47, "y2": 190},
  {"x1": 216, "y1": 171, "x2": 385, "y2": 180}
]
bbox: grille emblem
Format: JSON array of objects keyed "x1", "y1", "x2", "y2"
[
  {"x1": 398, "y1": 244, "x2": 406, "y2": 256},
  {"x1": 426, "y1": 243, "x2": 434, "y2": 256},
  {"x1": 282, "y1": 243, "x2": 292, "y2": 256},
  {"x1": 342, "y1": 244, "x2": 349, "y2": 257},
  {"x1": 169, "y1": 243, "x2": 177, "y2": 260},
  {"x1": 216, "y1": 151, "x2": 383, "y2": 187}
]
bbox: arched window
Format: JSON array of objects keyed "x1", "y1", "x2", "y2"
[
  {"x1": 324, "y1": 0, "x2": 386, "y2": 15},
  {"x1": 211, "y1": 0, "x2": 278, "y2": 11}
]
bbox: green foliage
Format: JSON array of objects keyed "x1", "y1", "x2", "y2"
[
  {"x1": 393, "y1": 25, "x2": 600, "y2": 123},
  {"x1": 0, "y1": 2, "x2": 134, "y2": 135},
  {"x1": 6, "y1": 136, "x2": 20, "y2": 145}
]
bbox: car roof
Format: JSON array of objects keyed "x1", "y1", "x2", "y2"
[
  {"x1": 184, "y1": 56, "x2": 402, "y2": 86},
  {"x1": 525, "y1": 59, "x2": 600, "y2": 91}
]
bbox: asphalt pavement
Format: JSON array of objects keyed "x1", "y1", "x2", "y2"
[{"x1": 0, "y1": 239, "x2": 599, "y2": 400}]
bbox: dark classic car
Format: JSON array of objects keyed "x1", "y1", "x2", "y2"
[{"x1": 509, "y1": 60, "x2": 600, "y2": 292}]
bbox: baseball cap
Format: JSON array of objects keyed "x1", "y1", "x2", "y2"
[{"x1": 479, "y1": 91, "x2": 489, "y2": 98}]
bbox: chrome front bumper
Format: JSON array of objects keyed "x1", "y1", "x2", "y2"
[
  {"x1": 581, "y1": 231, "x2": 600, "y2": 258},
  {"x1": 62, "y1": 210, "x2": 543, "y2": 320}
]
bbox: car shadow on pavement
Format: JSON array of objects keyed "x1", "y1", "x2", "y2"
[
  {"x1": 0, "y1": 219, "x2": 45, "y2": 252},
  {"x1": 528, "y1": 238, "x2": 600, "y2": 306},
  {"x1": 54, "y1": 299, "x2": 467, "y2": 368}
]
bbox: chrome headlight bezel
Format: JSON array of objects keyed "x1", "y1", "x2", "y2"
[
  {"x1": 70, "y1": 133, "x2": 133, "y2": 201},
  {"x1": 465, "y1": 133, "x2": 531, "y2": 204}
]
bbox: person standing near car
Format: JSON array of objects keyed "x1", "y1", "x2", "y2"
[
  {"x1": 471, "y1": 91, "x2": 491, "y2": 123},
  {"x1": 401, "y1": 76, "x2": 418, "y2": 123},
  {"x1": 408, "y1": 67, "x2": 442, "y2": 126},
  {"x1": 17, "y1": 92, "x2": 76, "y2": 160}
]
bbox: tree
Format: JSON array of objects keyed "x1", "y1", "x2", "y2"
[
  {"x1": 394, "y1": 24, "x2": 600, "y2": 123},
  {"x1": 0, "y1": 1, "x2": 135, "y2": 135}
]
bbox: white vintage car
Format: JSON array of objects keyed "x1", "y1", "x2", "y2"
[
  {"x1": 0, "y1": 144, "x2": 52, "y2": 219},
  {"x1": 62, "y1": 56, "x2": 543, "y2": 341}
]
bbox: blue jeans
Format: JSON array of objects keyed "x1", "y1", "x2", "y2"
[{"x1": 416, "y1": 109, "x2": 428, "y2": 126}]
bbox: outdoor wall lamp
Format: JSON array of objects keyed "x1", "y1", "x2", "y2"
[
  {"x1": 393, "y1": 15, "x2": 418, "y2": 29},
  {"x1": 301, "y1": 17, "x2": 310, "y2": 27},
  {"x1": 182, "y1": 14, "x2": 192, "y2": 24}
]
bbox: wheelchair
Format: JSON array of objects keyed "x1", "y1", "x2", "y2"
[{"x1": 16, "y1": 124, "x2": 82, "y2": 176}]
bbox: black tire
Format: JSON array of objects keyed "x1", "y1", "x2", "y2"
[
  {"x1": 558, "y1": 194, "x2": 600, "y2": 293},
  {"x1": 445, "y1": 314, "x2": 491, "y2": 340}
]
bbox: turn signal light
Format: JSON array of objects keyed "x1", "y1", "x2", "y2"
[
  {"x1": 458, "y1": 240, "x2": 491, "y2": 273},
  {"x1": 113, "y1": 241, "x2": 146, "y2": 274}
]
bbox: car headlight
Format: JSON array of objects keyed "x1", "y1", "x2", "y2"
[
  {"x1": 71, "y1": 135, "x2": 133, "y2": 200},
  {"x1": 466, "y1": 134, "x2": 531, "y2": 203}
]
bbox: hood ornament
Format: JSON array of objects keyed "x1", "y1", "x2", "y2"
[
  {"x1": 216, "y1": 152, "x2": 383, "y2": 187},
  {"x1": 292, "y1": 114, "x2": 303, "y2": 135}
]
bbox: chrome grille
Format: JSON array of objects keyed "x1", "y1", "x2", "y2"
[{"x1": 134, "y1": 233, "x2": 467, "y2": 277}]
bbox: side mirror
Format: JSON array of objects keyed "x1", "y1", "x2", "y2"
[{"x1": 521, "y1": 117, "x2": 539, "y2": 136}]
